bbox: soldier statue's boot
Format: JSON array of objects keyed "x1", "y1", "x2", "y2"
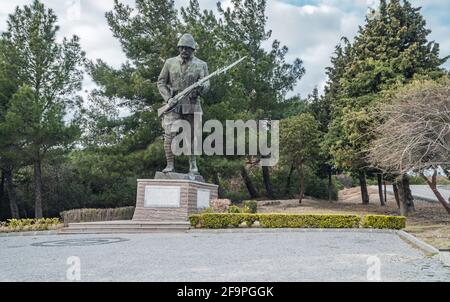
[
  {"x1": 163, "y1": 162, "x2": 174, "y2": 173},
  {"x1": 189, "y1": 156, "x2": 199, "y2": 175},
  {"x1": 163, "y1": 134, "x2": 175, "y2": 173}
]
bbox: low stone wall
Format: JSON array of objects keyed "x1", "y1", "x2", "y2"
[{"x1": 60, "y1": 207, "x2": 135, "y2": 226}]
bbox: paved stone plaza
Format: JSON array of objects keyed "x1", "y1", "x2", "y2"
[{"x1": 0, "y1": 230, "x2": 449, "y2": 282}]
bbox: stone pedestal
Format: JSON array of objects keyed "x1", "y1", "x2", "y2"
[
  {"x1": 154, "y1": 171, "x2": 205, "y2": 183},
  {"x1": 132, "y1": 178, "x2": 218, "y2": 222}
]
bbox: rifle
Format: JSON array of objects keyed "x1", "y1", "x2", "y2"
[{"x1": 157, "y1": 56, "x2": 247, "y2": 117}]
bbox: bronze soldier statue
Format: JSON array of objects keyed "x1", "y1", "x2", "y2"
[{"x1": 157, "y1": 34, "x2": 210, "y2": 175}]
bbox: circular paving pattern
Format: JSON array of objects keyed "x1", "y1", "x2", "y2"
[{"x1": 31, "y1": 237, "x2": 130, "y2": 247}]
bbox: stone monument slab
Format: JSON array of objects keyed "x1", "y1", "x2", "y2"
[{"x1": 144, "y1": 186, "x2": 181, "y2": 208}]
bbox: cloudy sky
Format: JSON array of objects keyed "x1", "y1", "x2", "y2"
[{"x1": 0, "y1": 0, "x2": 449, "y2": 98}]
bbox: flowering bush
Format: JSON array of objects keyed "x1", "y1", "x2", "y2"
[
  {"x1": 210, "y1": 199, "x2": 231, "y2": 213},
  {"x1": 0, "y1": 218, "x2": 61, "y2": 233}
]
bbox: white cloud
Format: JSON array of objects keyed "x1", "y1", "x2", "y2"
[{"x1": 265, "y1": 1, "x2": 364, "y2": 96}]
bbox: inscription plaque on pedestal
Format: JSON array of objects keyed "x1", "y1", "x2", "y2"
[
  {"x1": 197, "y1": 189, "x2": 211, "y2": 209},
  {"x1": 144, "y1": 186, "x2": 181, "y2": 208}
]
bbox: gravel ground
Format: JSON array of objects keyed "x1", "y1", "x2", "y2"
[{"x1": 0, "y1": 231, "x2": 449, "y2": 282}]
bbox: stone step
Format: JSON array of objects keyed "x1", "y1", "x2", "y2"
[
  {"x1": 69, "y1": 223, "x2": 189, "y2": 228},
  {"x1": 59, "y1": 220, "x2": 191, "y2": 234},
  {"x1": 59, "y1": 228, "x2": 189, "y2": 234}
]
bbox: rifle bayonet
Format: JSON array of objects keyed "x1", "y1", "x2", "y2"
[{"x1": 157, "y1": 56, "x2": 247, "y2": 117}]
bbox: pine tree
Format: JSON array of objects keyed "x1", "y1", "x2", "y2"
[
  {"x1": 324, "y1": 0, "x2": 448, "y2": 212},
  {"x1": 1, "y1": 0, "x2": 85, "y2": 218},
  {"x1": 0, "y1": 39, "x2": 21, "y2": 218}
]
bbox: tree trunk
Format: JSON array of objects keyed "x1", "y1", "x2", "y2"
[
  {"x1": 328, "y1": 167, "x2": 333, "y2": 202},
  {"x1": 392, "y1": 183, "x2": 400, "y2": 209},
  {"x1": 240, "y1": 167, "x2": 260, "y2": 199},
  {"x1": 284, "y1": 164, "x2": 294, "y2": 196},
  {"x1": 402, "y1": 174, "x2": 415, "y2": 212},
  {"x1": 359, "y1": 171, "x2": 370, "y2": 204},
  {"x1": 384, "y1": 180, "x2": 387, "y2": 205},
  {"x1": 299, "y1": 163, "x2": 305, "y2": 204},
  {"x1": 0, "y1": 170, "x2": 4, "y2": 215},
  {"x1": 55, "y1": 166, "x2": 61, "y2": 207},
  {"x1": 3, "y1": 169, "x2": 20, "y2": 219},
  {"x1": 422, "y1": 171, "x2": 450, "y2": 214},
  {"x1": 396, "y1": 178, "x2": 409, "y2": 216},
  {"x1": 395, "y1": 174, "x2": 415, "y2": 216},
  {"x1": 262, "y1": 165, "x2": 275, "y2": 199},
  {"x1": 34, "y1": 159, "x2": 44, "y2": 218},
  {"x1": 377, "y1": 174, "x2": 386, "y2": 206}
]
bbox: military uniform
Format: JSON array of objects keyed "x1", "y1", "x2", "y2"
[
  {"x1": 157, "y1": 33, "x2": 209, "y2": 174},
  {"x1": 157, "y1": 55, "x2": 210, "y2": 134}
]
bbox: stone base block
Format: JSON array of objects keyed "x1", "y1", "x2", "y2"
[
  {"x1": 132, "y1": 179, "x2": 218, "y2": 222},
  {"x1": 154, "y1": 171, "x2": 205, "y2": 183},
  {"x1": 59, "y1": 221, "x2": 190, "y2": 234}
]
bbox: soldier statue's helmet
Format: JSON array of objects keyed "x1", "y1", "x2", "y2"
[{"x1": 177, "y1": 33, "x2": 197, "y2": 50}]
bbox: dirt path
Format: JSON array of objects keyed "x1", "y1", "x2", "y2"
[{"x1": 257, "y1": 187, "x2": 450, "y2": 249}]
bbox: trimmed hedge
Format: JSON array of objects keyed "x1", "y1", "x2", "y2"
[
  {"x1": 258, "y1": 214, "x2": 361, "y2": 229},
  {"x1": 362, "y1": 215, "x2": 406, "y2": 230},
  {"x1": 190, "y1": 214, "x2": 257, "y2": 229},
  {"x1": 190, "y1": 213, "x2": 361, "y2": 229},
  {"x1": 189, "y1": 213, "x2": 406, "y2": 230}
]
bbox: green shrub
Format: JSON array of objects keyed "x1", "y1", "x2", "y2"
[
  {"x1": 189, "y1": 214, "x2": 257, "y2": 229},
  {"x1": 362, "y1": 215, "x2": 406, "y2": 230},
  {"x1": 258, "y1": 214, "x2": 361, "y2": 228},
  {"x1": 2, "y1": 218, "x2": 61, "y2": 232},
  {"x1": 224, "y1": 191, "x2": 250, "y2": 203},
  {"x1": 228, "y1": 214, "x2": 244, "y2": 227},
  {"x1": 189, "y1": 215, "x2": 201, "y2": 228},
  {"x1": 228, "y1": 205, "x2": 242, "y2": 214},
  {"x1": 269, "y1": 167, "x2": 332, "y2": 200},
  {"x1": 366, "y1": 178, "x2": 378, "y2": 186},
  {"x1": 189, "y1": 213, "x2": 361, "y2": 229},
  {"x1": 304, "y1": 176, "x2": 339, "y2": 201},
  {"x1": 243, "y1": 200, "x2": 258, "y2": 213},
  {"x1": 332, "y1": 176, "x2": 345, "y2": 191},
  {"x1": 201, "y1": 214, "x2": 246, "y2": 228},
  {"x1": 201, "y1": 207, "x2": 215, "y2": 214}
]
